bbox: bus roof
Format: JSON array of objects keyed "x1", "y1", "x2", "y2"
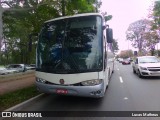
[{"x1": 45, "y1": 13, "x2": 103, "y2": 23}]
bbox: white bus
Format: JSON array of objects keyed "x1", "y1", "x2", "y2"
[{"x1": 35, "y1": 13, "x2": 114, "y2": 98}]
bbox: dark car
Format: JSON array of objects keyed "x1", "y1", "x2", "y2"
[{"x1": 122, "y1": 59, "x2": 130, "y2": 65}]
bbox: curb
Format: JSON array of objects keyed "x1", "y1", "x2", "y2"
[{"x1": 4, "y1": 93, "x2": 44, "y2": 111}]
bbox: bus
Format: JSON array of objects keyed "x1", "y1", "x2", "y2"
[{"x1": 35, "y1": 13, "x2": 114, "y2": 98}]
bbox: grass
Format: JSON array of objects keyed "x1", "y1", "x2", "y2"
[{"x1": 0, "y1": 85, "x2": 41, "y2": 111}]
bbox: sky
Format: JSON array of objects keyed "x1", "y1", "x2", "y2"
[{"x1": 100, "y1": 0, "x2": 155, "y2": 51}]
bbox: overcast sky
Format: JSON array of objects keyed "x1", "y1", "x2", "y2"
[{"x1": 101, "y1": 0, "x2": 155, "y2": 51}]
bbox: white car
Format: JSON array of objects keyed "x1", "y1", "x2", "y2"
[
  {"x1": 0, "y1": 68, "x2": 19, "y2": 75},
  {"x1": 6, "y1": 64, "x2": 27, "y2": 72},
  {"x1": 0, "y1": 68, "x2": 7, "y2": 75},
  {"x1": 132, "y1": 56, "x2": 160, "y2": 78},
  {"x1": 25, "y1": 64, "x2": 35, "y2": 70}
]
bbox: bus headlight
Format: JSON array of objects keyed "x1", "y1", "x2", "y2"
[
  {"x1": 36, "y1": 77, "x2": 46, "y2": 83},
  {"x1": 81, "y1": 79, "x2": 102, "y2": 86}
]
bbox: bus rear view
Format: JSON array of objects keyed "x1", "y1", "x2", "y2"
[{"x1": 35, "y1": 13, "x2": 113, "y2": 98}]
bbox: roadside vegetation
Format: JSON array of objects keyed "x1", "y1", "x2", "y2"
[
  {"x1": 0, "y1": 0, "x2": 113, "y2": 65},
  {"x1": 0, "y1": 71, "x2": 37, "y2": 111},
  {"x1": 0, "y1": 65, "x2": 4, "y2": 67},
  {"x1": 126, "y1": 1, "x2": 160, "y2": 56},
  {"x1": 0, "y1": 85, "x2": 40, "y2": 111}
]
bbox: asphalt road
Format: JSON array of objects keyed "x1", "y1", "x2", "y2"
[{"x1": 4, "y1": 61, "x2": 160, "y2": 120}]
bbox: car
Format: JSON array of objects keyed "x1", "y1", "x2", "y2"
[
  {"x1": 30, "y1": 64, "x2": 36, "y2": 68},
  {"x1": 0, "y1": 67, "x2": 8, "y2": 75},
  {"x1": 122, "y1": 59, "x2": 130, "y2": 65},
  {"x1": 6, "y1": 64, "x2": 27, "y2": 72},
  {"x1": 0, "y1": 67, "x2": 19, "y2": 75},
  {"x1": 25, "y1": 64, "x2": 36, "y2": 70},
  {"x1": 132, "y1": 56, "x2": 160, "y2": 78},
  {"x1": 118, "y1": 58, "x2": 123, "y2": 63}
]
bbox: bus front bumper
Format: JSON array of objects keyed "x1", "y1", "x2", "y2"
[{"x1": 35, "y1": 81, "x2": 105, "y2": 98}]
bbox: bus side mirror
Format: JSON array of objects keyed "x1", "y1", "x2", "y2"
[{"x1": 106, "y1": 28, "x2": 113, "y2": 43}]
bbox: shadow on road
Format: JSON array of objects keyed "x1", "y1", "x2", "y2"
[
  {"x1": 140, "y1": 76, "x2": 160, "y2": 80},
  {"x1": 38, "y1": 93, "x2": 104, "y2": 111}
]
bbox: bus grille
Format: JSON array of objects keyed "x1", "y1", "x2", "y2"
[{"x1": 45, "y1": 81, "x2": 82, "y2": 86}]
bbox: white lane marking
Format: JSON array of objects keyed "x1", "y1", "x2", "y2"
[
  {"x1": 119, "y1": 76, "x2": 123, "y2": 83},
  {"x1": 117, "y1": 68, "x2": 119, "y2": 71}
]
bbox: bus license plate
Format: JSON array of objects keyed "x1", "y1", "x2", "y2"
[{"x1": 56, "y1": 89, "x2": 68, "y2": 94}]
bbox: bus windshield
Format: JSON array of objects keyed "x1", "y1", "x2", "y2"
[{"x1": 37, "y1": 15, "x2": 103, "y2": 74}]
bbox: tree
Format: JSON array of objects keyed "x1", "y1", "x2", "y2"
[
  {"x1": 151, "y1": 1, "x2": 160, "y2": 55},
  {"x1": 143, "y1": 30, "x2": 160, "y2": 55},
  {"x1": 151, "y1": 0, "x2": 160, "y2": 30},
  {"x1": 119, "y1": 50, "x2": 133, "y2": 58},
  {"x1": 126, "y1": 19, "x2": 150, "y2": 55},
  {"x1": 112, "y1": 39, "x2": 119, "y2": 51},
  {"x1": 1, "y1": 0, "x2": 104, "y2": 64}
]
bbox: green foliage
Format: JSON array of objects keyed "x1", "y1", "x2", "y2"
[
  {"x1": 104, "y1": 15, "x2": 112, "y2": 22},
  {"x1": 2, "y1": 0, "x2": 103, "y2": 64},
  {"x1": 112, "y1": 39, "x2": 119, "y2": 51},
  {"x1": 152, "y1": 0, "x2": 160, "y2": 29},
  {"x1": 143, "y1": 31, "x2": 160, "y2": 49},
  {"x1": 0, "y1": 85, "x2": 40, "y2": 111},
  {"x1": 126, "y1": 19, "x2": 151, "y2": 55},
  {"x1": 119, "y1": 50, "x2": 133, "y2": 58},
  {"x1": 146, "y1": 0, "x2": 160, "y2": 56},
  {"x1": 65, "y1": 0, "x2": 96, "y2": 14},
  {"x1": 126, "y1": 18, "x2": 160, "y2": 56}
]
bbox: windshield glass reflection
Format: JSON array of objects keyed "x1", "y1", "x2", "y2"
[{"x1": 37, "y1": 16, "x2": 103, "y2": 74}]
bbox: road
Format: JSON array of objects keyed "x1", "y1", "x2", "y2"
[{"x1": 5, "y1": 62, "x2": 160, "y2": 120}]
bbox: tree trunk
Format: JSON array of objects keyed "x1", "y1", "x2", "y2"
[{"x1": 61, "y1": 0, "x2": 65, "y2": 16}]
